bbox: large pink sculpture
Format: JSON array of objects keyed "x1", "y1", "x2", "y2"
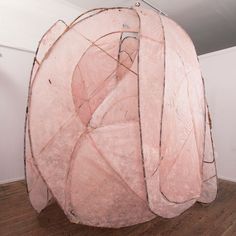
[{"x1": 25, "y1": 7, "x2": 217, "y2": 228}]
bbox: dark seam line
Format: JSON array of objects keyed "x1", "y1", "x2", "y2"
[
  {"x1": 201, "y1": 75, "x2": 217, "y2": 186},
  {"x1": 117, "y1": 32, "x2": 124, "y2": 74},
  {"x1": 133, "y1": 9, "x2": 152, "y2": 210},
  {"x1": 65, "y1": 131, "x2": 87, "y2": 218},
  {"x1": 203, "y1": 175, "x2": 217, "y2": 183},
  {"x1": 69, "y1": 7, "x2": 136, "y2": 27},
  {"x1": 160, "y1": 189, "x2": 197, "y2": 204},
  {"x1": 203, "y1": 160, "x2": 215, "y2": 164},
  {"x1": 99, "y1": 96, "x2": 137, "y2": 126},
  {"x1": 158, "y1": 14, "x2": 166, "y2": 165},
  {"x1": 73, "y1": 29, "x2": 138, "y2": 76},
  {"x1": 119, "y1": 50, "x2": 134, "y2": 62}
]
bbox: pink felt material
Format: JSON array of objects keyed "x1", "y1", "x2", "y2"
[
  {"x1": 25, "y1": 7, "x2": 217, "y2": 228},
  {"x1": 25, "y1": 20, "x2": 67, "y2": 212}
]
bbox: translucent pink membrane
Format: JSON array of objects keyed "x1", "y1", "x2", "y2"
[{"x1": 25, "y1": 7, "x2": 217, "y2": 228}]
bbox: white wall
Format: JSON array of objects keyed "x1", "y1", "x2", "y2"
[
  {"x1": 0, "y1": 47, "x2": 34, "y2": 184},
  {"x1": 199, "y1": 46, "x2": 236, "y2": 182},
  {"x1": 0, "y1": 0, "x2": 84, "y2": 52},
  {"x1": 0, "y1": 0, "x2": 84, "y2": 183}
]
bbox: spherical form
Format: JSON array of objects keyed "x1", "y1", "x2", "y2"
[{"x1": 25, "y1": 7, "x2": 217, "y2": 228}]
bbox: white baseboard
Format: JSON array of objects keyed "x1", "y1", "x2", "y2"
[
  {"x1": 0, "y1": 176, "x2": 25, "y2": 185},
  {"x1": 218, "y1": 176, "x2": 236, "y2": 183}
]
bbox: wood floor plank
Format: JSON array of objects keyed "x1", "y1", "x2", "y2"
[{"x1": 0, "y1": 179, "x2": 235, "y2": 236}]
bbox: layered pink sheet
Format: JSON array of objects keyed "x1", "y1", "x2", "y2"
[{"x1": 25, "y1": 7, "x2": 217, "y2": 228}]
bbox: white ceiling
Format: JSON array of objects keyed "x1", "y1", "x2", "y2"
[{"x1": 66, "y1": 0, "x2": 236, "y2": 55}]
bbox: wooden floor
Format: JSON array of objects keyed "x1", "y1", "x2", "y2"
[{"x1": 0, "y1": 179, "x2": 235, "y2": 236}]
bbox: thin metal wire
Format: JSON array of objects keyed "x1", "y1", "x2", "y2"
[
  {"x1": 0, "y1": 44, "x2": 35, "y2": 54},
  {"x1": 135, "y1": 0, "x2": 168, "y2": 16}
]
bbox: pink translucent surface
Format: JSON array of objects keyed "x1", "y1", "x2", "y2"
[
  {"x1": 25, "y1": 20, "x2": 67, "y2": 212},
  {"x1": 25, "y1": 7, "x2": 217, "y2": 228}
]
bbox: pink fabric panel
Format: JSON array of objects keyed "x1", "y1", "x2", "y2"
[
  {"x1": 198, "y1": 107, "x2": 217, "y2": 203},
  {"x1": 73, "y1": 8, "x2": 139, "y2": 42},
  {"x1": 66, "y1": 30, "x2": 155, "y2": 226},
  {"x1": 25, "y1": 20, "x2": 67, "y2": 212},
  {"x1": 138, "y1": 9, "x2": 195, "y2": 218},
  {"x1": 28, "y1": 8, "x2": 155, "y2": 227},
  {"x1": 117, "y1": 37, "x2": 138, "y2": 79},
  {"x1": 71, "y1": 33, "x2": 121, "y2": 125},
  {"x1": 137, "y1": 8, "x2": 166, "y2": 213},
  {"x1": 160, "y1": 15, "x2": 206, "y2": 203},
  {"x1": 28, "y1": 20, "x2": 94, "y2": 208},
  {"x1": 67, "y1": 132, "x2": 154, "y2": 227},
  {"x1": 25, "y1": 61, "x2": 51, "y2": 212},
  {"x1": 37, "y1": 20, "x2": 67, "y2": 63}
]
